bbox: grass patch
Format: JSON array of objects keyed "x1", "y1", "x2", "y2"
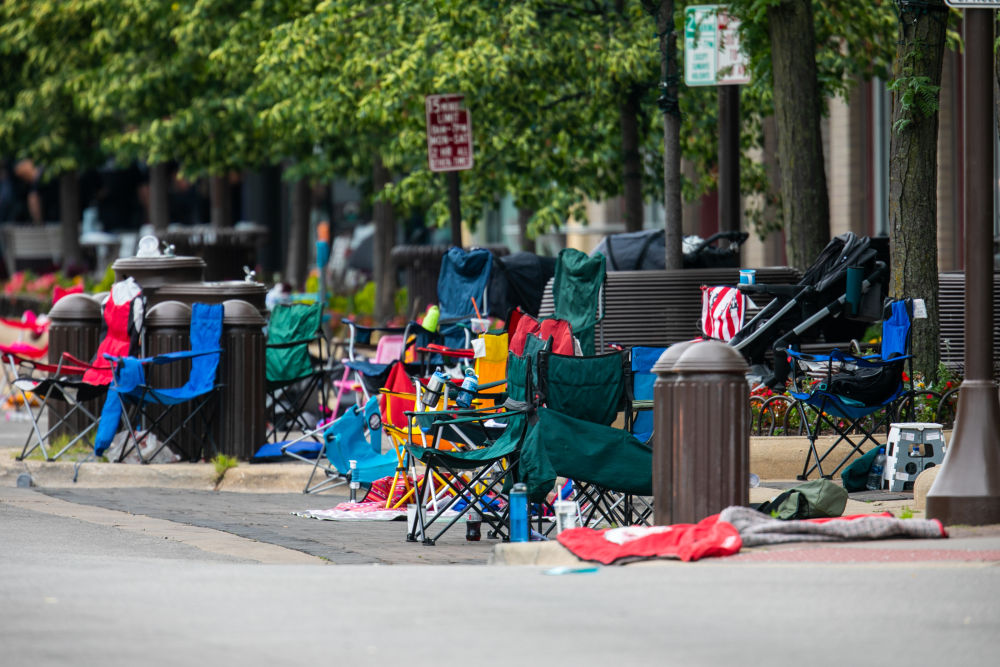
[
  {"x1": 18, "y1": 432, "x2": 93, "y2": 461},
  {"x1": 212, "y1": 453, "x2": 238, "y2": 483},
  {"x1": 898, "y1": 506, "x2": 914, "y2": 519}
]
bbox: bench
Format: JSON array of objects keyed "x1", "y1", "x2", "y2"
[
  {"x1": 539, "y1": 267, "x2": 802, "y2": 349},
  {"x1": 1, "y1": 223, "x2": 62, "y2": 276}
]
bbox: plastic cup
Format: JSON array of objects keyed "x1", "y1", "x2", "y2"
[
  {"x1": 471, "y1": 318, "x2": 490, "y2": 334},
  {"x1": 739, "y1": 269, "x2": 756, "y2": 285},
  {"x1": 553, "y1": 500, "x2": 580, "y2": 535}
]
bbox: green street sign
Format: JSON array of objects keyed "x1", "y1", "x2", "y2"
[{"x1": 684, "y1": 5, "x2": 749, "y2": 87}]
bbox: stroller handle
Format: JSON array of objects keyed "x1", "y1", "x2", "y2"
[{"x1": 737, "y1": 283, "x2": 805, "y2": 298}]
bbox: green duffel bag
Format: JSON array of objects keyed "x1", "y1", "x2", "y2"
[
  {"x1": 840, "y1": 446, "x2": 882, "y2": 492},
  {"x1": 755, "y1": 478, "x2": 848, "y2": 520}
]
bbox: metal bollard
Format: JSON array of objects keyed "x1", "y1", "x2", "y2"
[
  {"x1": 651, "y1": 340, "x2": 698, "y2": 526},
  {"x1": 656, "y1": 340, "x2": 749, "y2": 525},
  {"x1": 218, "y1": 300, "x2": 266, "y2": 459}
]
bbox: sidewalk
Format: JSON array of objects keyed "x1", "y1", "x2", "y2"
[{"x1": 3, "y1": 420, "x2": 999, "y2": 567}]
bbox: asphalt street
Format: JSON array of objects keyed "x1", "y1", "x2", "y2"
[{"x1": 3, "y1": 492, "x2": 999, "y2": 667}]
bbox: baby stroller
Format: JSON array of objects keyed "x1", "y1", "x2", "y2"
[
  {"x1": 729, "y1": 233, "x2": 889, "y2": 388},
  {"x1": 591, "y1": 230, "x2": 748, "y2": 271}
]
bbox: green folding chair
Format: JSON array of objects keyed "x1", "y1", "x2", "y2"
[
  {"x1": 405, "y1": 351, "x2": 534, "y2": 545},
  {"x1": 552, "y1": 248, "x2": 605, "y2": 355},
  {"x1": 518, "y1": 349, "x2": 653, "y2": 528},
  {"x1": 265, "y1": 302, "x2": 330, "y2": 443}
]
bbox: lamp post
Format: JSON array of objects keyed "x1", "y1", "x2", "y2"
[{"x1": 925, "y1": 6, "x2": 1000, "y2": 525}]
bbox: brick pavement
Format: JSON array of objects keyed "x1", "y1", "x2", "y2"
[{"x1": 37, "y1": 487, "x2": 498, "y2": 565}]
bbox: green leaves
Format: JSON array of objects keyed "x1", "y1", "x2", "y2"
[{"x1": 888, "y1": 74, "x2": 940, "y2": 134}]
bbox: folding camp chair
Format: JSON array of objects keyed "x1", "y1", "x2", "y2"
[
  {"x1": 405, "y1": 350, "x2": 534, "y2": 545},
  {"x1": 332, "y1": 320, "x2": 406, "y2": 412},
  {"x1": 13, "y1": 281, "x2": 143, "y2": 461},
  {"x1": 301, "y1": 394, "x2": 408, "y2": 497},
  {"x1": 552, "y1": 248, "x2": 605, "y2": 355},
  {"x1": 436, "y1": 246, "x2": 492, "y2": 349},
  {"x1": 96, "y1": 302, "x2": 224, "y2": 463},
  {"x1": 265, "y1": 302, "x2": 331, "y2": 443},
  {"x1": 625, "y1": 346, "x2": 668, "y2": 444},
  {"x1": 785, "y1": 299, "x2": 913, "y2": 480},
  {"x1": 0, "y1": 312, "x2": 49, "y2": 420},
  {"x1": 519, "y1": 349, "x2": 653, "y2": 529}
]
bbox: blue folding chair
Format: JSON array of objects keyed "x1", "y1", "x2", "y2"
[
  {"x1": 434, "y1": 246, "x2": 493, "y2": 350},
  {"x1": 304, "y1": 395, "x2": 402, "y2": 496},
  {"x1": 627, "y1": 346, "x2": 667, "y2": 444},
  {"x1": 786, "y1": 299, "x2": 912, "y2": 480},
  {"x1": 96, "y1": 302, "x2": 224, "y2": 463}
]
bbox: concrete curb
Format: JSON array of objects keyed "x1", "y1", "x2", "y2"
[{"x1": 2, "y1": 432, "x2": 949, "y2": 495}]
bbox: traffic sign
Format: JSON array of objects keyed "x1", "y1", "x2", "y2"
[
  {"x1": 684, "y1": 5, "x2": 750, "y2": 87},
  {"x1": 425, "y1": 94, "x2": 474, "y2": 172}
]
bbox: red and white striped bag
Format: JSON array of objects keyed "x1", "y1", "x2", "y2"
[{"x1": 700, "y1": 285, "x2": 745, "y2": 342}]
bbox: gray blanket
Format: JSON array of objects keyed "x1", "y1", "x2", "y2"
[{"x1": 719, "y1": 506, "x2": 946, "y2": 547}]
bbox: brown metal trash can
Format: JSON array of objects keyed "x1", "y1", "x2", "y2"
[
  {"x1": 656, "y1": 340, "x2": 749, "y2": 525},
  {"x1": 142, "y1": 301, "x2": 200, "y2": 460},
  {"x1": 217, "y1": 299, "x2": 266, "y2": 459},
  {"x1": 651, "y1": 339, "x2": 698, "y2": 526},
  {"x1": 46, "y1": 293, "x2": 103, "y2": 438}
]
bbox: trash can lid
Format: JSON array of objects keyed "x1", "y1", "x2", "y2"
[
  {"x1": 48, "y1": 293, "x2": 101, "y2": 320},
  {"x1": 652, "y1": 339, "x2": 699, "y2": 374},
  {"x1": 223, "y1": 299, "x2": 266, "y2": 326},
  {"x1": 112, "y1": 255, "x2": 206, "y2": 272},
  {"x1": 156, "y1": 280, "x2": 266, "y2": 301},
  {"x1": 671, "y1": 339, "x2": 749, "y2": 374},
  {"x1": 112, "y1": 256, "x2": 207, "y2": 289},
  {"x1": 146, "y1": 300, "x2": 192, "y2": 327}
]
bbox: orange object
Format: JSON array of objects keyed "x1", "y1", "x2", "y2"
[{"x1": 317, "y1": 221, "x2": 330, "y2": 243}]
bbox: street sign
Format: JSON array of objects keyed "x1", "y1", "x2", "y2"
[
  {"x1": 684, "y1": 5, "x2": 750, "y2": 87},
  {"x1": 425, "y1": 94, "x2": 474, "y2": 172}
]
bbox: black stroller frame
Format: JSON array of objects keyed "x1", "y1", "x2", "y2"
[{"x1": 729, "y1": 233, "x2": 889, "y2": 387}]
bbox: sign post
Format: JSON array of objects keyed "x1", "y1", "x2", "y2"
[
  {"x1": 684, "y1": 5, "x2": 749, "y2": 237},
  {"x1": 426, "y1": 94, "x2": 474, "y2": 245}
]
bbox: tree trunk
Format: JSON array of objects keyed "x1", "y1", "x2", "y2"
[
  {"x1": 645, "y1": 0, "x2": 683, "y2": 269},
  {"x1": 517, "y1": 207, "x2": 535, "y2": 253},
  {"x1": 209, "y1": 175, "x2": 232, "y2": 228},
  {"x1": 148, "y1": 163, "x2": 170, "y2": 232},
  {"x1": 58, "y1": 170, "x2": 82, "y2": 272},
  {"x1": 889, "y1": 0, "x2": 947, "y2": 382},
  {"x1": 620, "y1": 86, "x2": 644, "y2": 233},
  {"x1": 373, "y1": 156, "x2": 398, "y2": 324},
  {"x1": 286, "y1": 177, "x2": 311, "y2": 290},
  {"x1": 767, "y1": 0, "x2": 830, "y2": 270}
]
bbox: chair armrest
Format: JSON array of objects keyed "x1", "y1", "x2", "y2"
[{"x1": 104, "y1": 348, "x2": 222, "y2": 366}]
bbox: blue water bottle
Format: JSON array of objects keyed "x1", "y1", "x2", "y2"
[
  {"x1": 509, "y1": 482, "x2": 529, "y2": 542},
  {"x1": 455, "y1": 367, "x2": 478, "y2": 408}
]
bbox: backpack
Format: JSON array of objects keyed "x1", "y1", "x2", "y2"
[
  {"x1": 820, "y1": 358, "x2": 904, "y2": 405},
  {"x1": 754, "y1": 479, "x2": 848, "y2": 520}
]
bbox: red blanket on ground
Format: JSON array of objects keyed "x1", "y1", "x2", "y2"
[{"x1": 556, "y1": 515, "x2": 742, "y2": 564}]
